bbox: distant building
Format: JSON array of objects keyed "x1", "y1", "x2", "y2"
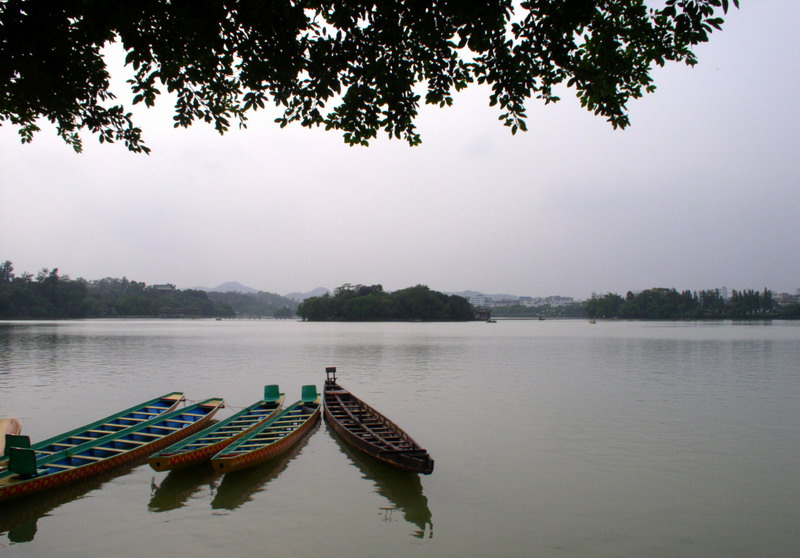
[
  {"x1": 775, "y1": 292, "x2": 800, "y2": 304},
  {"x1": 544, "y1": 295, "x2": 574, "y2": 307},
  {"x1": 468, "y1": 295, "x2": 492, "y2": 307},
  {"x1": 470, "y1": 292, "x2": 577, "y2": 308},
  {"x1": 152, "y1": 284, "x2": 177, "y2": 293}
]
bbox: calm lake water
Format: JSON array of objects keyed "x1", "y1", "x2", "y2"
[{"x1": 1, "y1": 319, "x2": 799, "y2": 557}]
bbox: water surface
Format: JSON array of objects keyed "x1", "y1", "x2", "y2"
[{"x1": 1, "y1": 319, "x2": 799, "y2": 557}]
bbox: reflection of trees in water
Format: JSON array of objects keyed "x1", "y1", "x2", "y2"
[
  {"x1": 0, "y1": 461, "x2": 140, "y2": 544},
  {"x1": 211, "y1": 421, "x2": 319, "y2": 511},
  {"x1": 148, "y1": 464, "x2": 219, "y2": 512},
  {"x1": 326, "y1": 423, "x2": 433, "y2": 538}
]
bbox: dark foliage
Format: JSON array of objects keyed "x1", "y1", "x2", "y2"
[
  {"x1": 585, "y1": 287, "x2": 780, "y2": 320},
  {"x1": 1, "y1": 0, "x2": 738, "y2": 152},
  {"x1": 296, "y1": 283, "x2": 474, "y2": 321},
  {"x1": 0, "y1": 261, "x2": 234, "y2": 318}
]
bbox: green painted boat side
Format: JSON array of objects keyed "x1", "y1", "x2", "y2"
[
  {"x1": 0, "y1": 398, "x2": 224, "y2": 502},
  {"x1": 210, "y1": 387, "x2": 320, "y2": 474},
  {"x1": 1, "y1": 392, "x2": 185, "y2": 471},
  {"x1": 148, "y1": 387, "x2": 285, "y2": 471}
]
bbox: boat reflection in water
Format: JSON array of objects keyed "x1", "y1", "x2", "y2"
[
  {"x1": 148, "y1": 464, "x2": 219, "y2": 512},
  {"x1": 326, "y1": 423, "x2": 433, "y2": 538},
  {"x1": 210, "y1": 420, "x2": 319, "y2": 511},
  {"x1": 0, "y1": 461, "x2": 140, "y2": 545}
]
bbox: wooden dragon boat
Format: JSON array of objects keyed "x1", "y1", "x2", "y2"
[
  {"x1": 148, "y1": 386, "x2": 285, "y2": 471},
  {"x1": 210, "y1": 386, "x2": 320, "y2": 474},
  {"x1": 323, "y1": 367, "x2": 433, "y2": 474},
  {"x1": 1, "y1": 392, "x2": 185, "y2": 472},
  {"x1": 0, "y1": 398, "x2": 223, "y2": 502}
]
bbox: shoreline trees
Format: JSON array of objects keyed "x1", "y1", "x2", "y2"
[
  {"x1": 0, "y1": 260, "x2": 235, "y2": 319},
  {"x1": 3, "y1": 260, "x2": 795, "y2": 321},
  {"x1": 584, "y1": 288, "x2": 786, "y2": 320}
]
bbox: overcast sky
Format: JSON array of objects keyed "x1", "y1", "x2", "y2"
[{"x1": 2, "y1": 3, "x2": 798, "y2": 300}]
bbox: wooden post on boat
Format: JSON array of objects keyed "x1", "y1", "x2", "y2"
[{"x1": 325, "y1": 367, "x2": 337, "y2": 386}]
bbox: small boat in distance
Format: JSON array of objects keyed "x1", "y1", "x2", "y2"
[
  {"x1": 211, "y1": 386, "x2": 320, "y2": 474},
  {"x1": 0, "y1": 398, "x2": 224, "y2": 502},
  {"x1": 148, "y1": 385, "x2": 285, "y2": 471},
  {"x1": 0, "y1": 393, "x2": 185, "y2": 472},
  {"x1": 323, "y1": 367, "x2": 433, "y2": 475}
]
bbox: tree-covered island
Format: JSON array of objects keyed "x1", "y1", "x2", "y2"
[{"x1": 297, "y1": 284, "x2": 475, "y2": 321}]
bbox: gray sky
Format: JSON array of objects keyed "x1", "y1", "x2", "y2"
[{"x1": 2, "y1": 3, "x2": 798, "y2": 300}]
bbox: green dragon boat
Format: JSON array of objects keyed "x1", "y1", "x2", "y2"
[
  {"x1": 210, "y1": 386, "x2": 320, "y2": 473},
  {"x1": 0, "y1": 398, "x2": 223, "y2": 502},
  {"x1": 1, "y1": 392, "x2": 185, "y2": 472},
  {"x1": 148, "y1": 385, "x2": 285, "y2": 471}
]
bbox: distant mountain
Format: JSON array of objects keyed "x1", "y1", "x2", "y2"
[
  {"x1": 284, "y1": 287, "x2": 330, "y2": 302},
  {"x1": 206, "y1": 290, "x2": 297, "y2": 316},
  {"x1": 194, "y1": 281, "x2": 259, "y2": 294}
]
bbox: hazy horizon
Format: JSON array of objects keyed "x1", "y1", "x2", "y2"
[{"x1": 0, "y1": 268, "x2": 790, "y2": 303}]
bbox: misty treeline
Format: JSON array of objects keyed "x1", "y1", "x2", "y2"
[
  {"x1": 205, "y1": 291, "x2": 296, "y2": 318},
  {"x1": 0, "y1": 260, "x2": 299, "y2": 319},
  {"x1": 0, "y1": 261, "x2": 233, "y2": 318},
  {"x1": 489, "y1": 303, "x2": 587, "y2": 319},
  {"x1": 297, "y1": 284, "x2": 474, "y2": 321},
  {"x1": 585, "y1": 288, "x2": 800, "y2": 319},
  {"x1": 4, "y1": 260, "x2": 797, "y2": 321},
  {"x1": 0, "y1": 261, "x2": 212, "y2": 318}
]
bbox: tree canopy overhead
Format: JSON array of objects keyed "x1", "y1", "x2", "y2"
[{"x1": 1, "y1": 0, "x2": 738, "y2": 153}]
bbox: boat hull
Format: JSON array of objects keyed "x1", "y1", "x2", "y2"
[
  {"x1": 211, "y1": 413, "x2": 319, "y2": 473},
  {"x1": 0, "y1": 399, "x2": 223, "y2": 502},
  {"x1": 324, "y1": 408, "x2": 433, "y2": 474},
  {"x1": 149, "y1": 437, "x2": 230, "y2": 472},
  {"x1": 211, "y1": 390, "x2": 320, "y2": 474},
  {"x1": 0, "y1": 392, "x2": 185, "y2": 472},
  {"x1": 323, "y1": 380, "x2": 433, "y2": 475},
  {"x1": 148, "y1": 397, "x2": 284, "y2": 472}
]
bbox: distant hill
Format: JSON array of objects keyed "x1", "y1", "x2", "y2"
[
  {"x1": 206, "y1": 290, "x2": 298, "y2": 316},
  {"x1": 193, "y1": 281, "x2": 259, "y2": 294},
  {"x1": 284, "y1": 287, "x2": 330, "y2": 302}
]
